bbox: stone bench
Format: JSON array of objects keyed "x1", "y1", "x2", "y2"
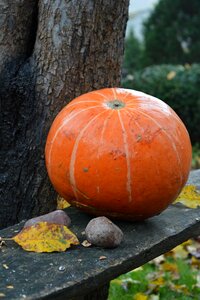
[{"x1": 0, "y1": 170, "x2": 200, "y2": 300}]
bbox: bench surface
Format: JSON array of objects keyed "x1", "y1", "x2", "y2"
[{"x1": 0, "y1": 170, "x2": 200, "y2": 300}]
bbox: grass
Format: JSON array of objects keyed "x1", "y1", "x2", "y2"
[
  {"x1": 108, "y1": 250, "x2": 200, "y2": 300},
  {"x1": 192, "y1": 144, "x2": 200, "y2": 169}
]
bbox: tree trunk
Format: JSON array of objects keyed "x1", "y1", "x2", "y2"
[{"x1": 0, "y1": 0, "x2": 129, "y2": 229}]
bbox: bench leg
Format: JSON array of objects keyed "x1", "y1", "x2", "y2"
[{"x1": 76, "y1": 283, "x2": 110, "y2": 300}]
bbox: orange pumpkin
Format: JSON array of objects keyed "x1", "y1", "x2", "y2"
[{"x1": 45, "y1": 88, "x2": 192, "y2": 220}]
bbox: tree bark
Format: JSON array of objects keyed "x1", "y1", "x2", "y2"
[{"x1": 0, "y1": 0, "x2": 129, "y2": 229}]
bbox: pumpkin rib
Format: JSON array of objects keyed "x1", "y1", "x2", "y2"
[
  {"x1": 93, "y1": 91, "x2": 109, "y2": 100},
  {"x1": 112, "y1": 87, "x2": 117, "y2": 99},
  {"x1": 129, "y1": 107, "x2": 183, "y2": 185},
  {"x1": 117, "y1": 110, "x2": 132, "y2": 203},
  {"x1": 47, "y1": 105, "x2": 102, "y2": 178},
  {"x1": 97, "y1": 110, "x2": 114, "y2": 159},
  {"x1": 94, "y1": 110, "x2": 114, "y2": 198},
  {"x1": 69, "y1": 109, "x2": 108, "y2": 200},
  {"x1": 124, "y1": 109, "x2": 164, "y2": 180},
  {"x1": 67, "y1": 100, "x2": 102, "y2": 109}
]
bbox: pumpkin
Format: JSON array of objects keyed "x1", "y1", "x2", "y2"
[{"x1": 45, "y1": 88, "x2": 192, "y2": 220}]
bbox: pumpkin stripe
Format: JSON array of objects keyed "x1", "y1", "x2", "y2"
[
  {"x1": 93, "y1": 91, "x2": 109, "y2": 100},
  {"x1": 48, "y1": 105, "x2": 103, "y2": 178},
  {"x1": 95, "y1": 110, "x2": 114, "y2": 196},
  {"x1": 67, "y1": 100, "x2": 102, "y2": 108},
  {"x1": 129, "y1": 108, "x2": 183, "y2": 184},
  {"x1": 112, "y1": 87, "x2": 117, "y2": 99},
  {"x1": 115, "y1": 88, "x2": 136, "y2": 103},
  {"x1": 98, "y1": 110, "x2": 114, "y2": 159},
  {"x1": 118, "y1": 110, "x2": 132, "y2": 203},
  {"x1": 69, "y1": 110, "x2": 108, "y2": 200}
]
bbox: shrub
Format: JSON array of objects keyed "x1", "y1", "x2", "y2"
[
  {"x1": 123, "y1": 29, "x2": 143, "y2": 75},
  {"x1": 122, "y1": 64, "x2": 200, "y2": 144},
  {"x1": 143, "y1": 0, "x2": 200, "y2": 66}
]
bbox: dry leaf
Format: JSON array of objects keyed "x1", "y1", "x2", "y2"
[
  {"x1": 0, "y1": 237, "x2": 6, "y2": 249},
  {"x1": 196, "y1": 274, "x2": 200, "y2": 288},
  {"x1": 111, "y1": 279, "x2": 123, "y2": 285},
  {"x1": 191, "y1": 256, "x2": 200, "y2": 268},
  {"x1": 99, "y1": 256, "x2": 107, "y2": 260},
  {"x1": 13, "y1": 222, "x2": 79, "y2": 252},
  {"x1": 0, "y1": 293, "x2": 5, "y2": 298},
  {"x1": 150, "y1": 277, "x2": 165, "y2": 287},
  {"x1": 134, "y1": 292, "x2": 148, "y2": 300},
  {"x1": 152, "y1": 254, "x2": 165, "y2": 265},
  {"x1": 174, "y1": 185, "x2": 200, "y2": 208},
  {"x1": 81, "y1": 240, "x2": 92, "y2": 247},
  {"x1": 6, "y1": 286, "x2": 14, "y2": 289},
  {"x1": 167, "y1": 71, "x2": 176, "y2": 80},
  {"x1": 57, "y1": 195, "x2": 71, "y2": 209},
  {"x1": 167, "y1": 244, "x2": 188, "y2": 259},
  {"x1": 161, "y1": 262, "x2": 178, "y2": 273},
  {"x1": 149, "y1": 295, "x2": 159, "y2": 300},
  {"x1": 169, "y1": 282, "x2": 189, "y2": 295},
  {"x1": 3, "y1": 264, "x2": 9, "y2": 269}
]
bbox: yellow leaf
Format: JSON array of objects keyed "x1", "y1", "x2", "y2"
[
  {"x1": 57, "y1": 195, "x2": 71, "y2": 209},
  {"x1": 167, "y1": 71, "x2": 176, "y2": 80},
  {"x1": 150, "y1": 277, "x2": 165, "y2": 287},
  {"x1": 13, "y1": 222, "x2": 79, "y2": 252},
  {"x1": 169, "y1": 283, "x2": 189, "y2": 295},
  {"x1": 162, "y1": 262, "x2": 178, "y2": 273},
  {"x1": 182, "y1": 239, "x2": 192, "y2": 247},
  {"x1": 174, "y1": 185, "x2": 200, "y2": 208},
  {"x1": 134, "y1": 292, "x2": 148, "y2": 300},
  {"x1": 191, "y1": 256, "x2": 200, "y2": 268},
  {"x1": 167, "y1": 244, "x2": 188, "y2": 259},
  {"x1": 110, "y1": 279, "x2": 122, "y2": 285}
]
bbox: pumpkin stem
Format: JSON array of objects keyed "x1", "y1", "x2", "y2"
[{"x1": 106, "y1": 100, "x2": 125, "y2": 110}]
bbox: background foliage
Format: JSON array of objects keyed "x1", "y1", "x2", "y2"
[
  {"x1": 143, "y1": 0, "x2": 200, "y2": 66},
  {"x1": 122, "y1": 64, "x2": 200, "y2": 144}
]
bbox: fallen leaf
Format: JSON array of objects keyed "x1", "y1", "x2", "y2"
[
  {"x1": 111, "y1": 279, "x2": 123, "y2": 285},
  {"x1": 3, "y1": 264, "x2": 9, "y2": 269},
  {"x1": 57, "y1": 195, "x2": 71, "y2": 209},
  {"x1": 161, "y1": 262, "x2": 178, "y2": 273},
  {"x1": 13, "y1": 222, "x2": 79, "y2": 252},
  {"x1": 134, "y1": 292, "x2": 148, "y2": 300},
  {"x1": 152, "y1": 255, "x2": 165, "y2": 266},
  {"x1": 0, "y1": 293, "x2": 5, "y2": 298},
  {"x1": 167, "y1": 71, "x2": 176, "y2": 80},
  {"x1": 0, "y1": 237, "x2": 6, "y2": 249},
  {"x1": 130, "y1": 266, "x2": 143, "y2": 272},
  {"x1": 191, "y1": 256, "x2": 200, "y2": 268},
  {"x1": 187, "y1": 245, "x2": 200, "y2": 259},
  {"x1": 182, "y1": 239, "x2": 193, "y2": 247},
  {"x1": 99, "y1": 256, "x2": 107, "y2": 260},
  {"x1": 81, "y1": 240, "x2": 92, "y2": 247},
  {"x1": 196, "y1": 274, "x2": 200, "y2": 288},
  {"x1": 169, "y1": 282, "x2": 189, "y2": 295},
  {"x1": 167, "y1": 244, "x2": 188, "y2": 259},
  {"x1": 174, "y1": 185, "x2": 200, "y2": 208},
  {"x1": 150, "y1": 277, "x2": 165, "y2": 287},
  {"x1": 6, "y1": 286, "x2": 14, "y2": 289},
  {"x1": 149, "y1": 295, "x2": 159, "y2": 300}
]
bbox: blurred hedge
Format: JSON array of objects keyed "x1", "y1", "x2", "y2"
[{"x1": 122, "y1": 64, "x2": 200, "y2": 144}]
